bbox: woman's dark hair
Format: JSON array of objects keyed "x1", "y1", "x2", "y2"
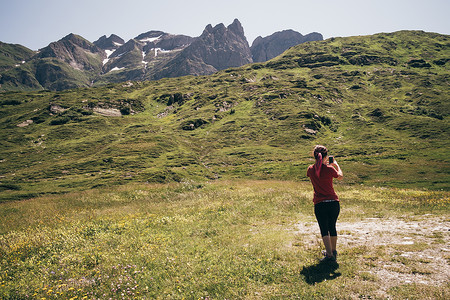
[
  {"x1": 313, "y1": 145, "x2": 328, "y2": 177},
  {"x1": 313, "y1": 145, "x2": 328, "y2": 160}
]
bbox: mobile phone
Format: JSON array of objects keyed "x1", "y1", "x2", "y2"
[{"x1": 329, "y1": 156, "x2": 334, "y2": 164}]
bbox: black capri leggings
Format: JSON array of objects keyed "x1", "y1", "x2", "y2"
[{"x1": 314, "y1": 201, "x2": 340, "y2": 237}]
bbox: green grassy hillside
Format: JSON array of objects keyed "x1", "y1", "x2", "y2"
[
  {"x1": 0, "y1": 42, "x2": 35, "y2": 72},
  {"x1": 0, "y1": 31, "x2": 449, "y2": 201}
]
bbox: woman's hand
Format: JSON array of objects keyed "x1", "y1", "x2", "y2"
[{"x1": 331, "y1": 159, "x2": 344, "y2": 180}]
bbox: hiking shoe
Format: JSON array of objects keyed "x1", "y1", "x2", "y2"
[
  {"x1": 320, "y1": 255, "x2": 336, "y2": 263},
  {"x1": 322, "y1": 250, "x2": 338, "y2": 261},
  {"x1": 322, "y1": 250, "x2": 338, "y2": 259}
]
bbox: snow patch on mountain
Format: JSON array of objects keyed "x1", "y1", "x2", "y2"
[
  {"x1": 103, "y1": 49, "x2": 115, "y2": 65},
  {"x1": 142, "y1": 51, "x2": 148, "y2": 67},
  {"x1": 105, "y1": 50, "x2": 114, "y2": 57},
  {"x1": 15, "y1": 61, "x2": 26, "y2": 67},
  {"x1": 140, "y1": 36, "x2": 161, "y2": 43},
  {"x1": 152, "y1": 48, "x2": 172, "y2": 57},
  {"x1": 109, "y1": 67, "x2": 124, "y2": 72}
]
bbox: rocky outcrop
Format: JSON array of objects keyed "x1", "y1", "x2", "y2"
[{"x1": 251, "y1": 30, "x2": 323, "y2": 62}]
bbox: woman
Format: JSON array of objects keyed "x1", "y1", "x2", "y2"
[{"x1": 307, "y1": 145, "x2": 344, "y2": 262}]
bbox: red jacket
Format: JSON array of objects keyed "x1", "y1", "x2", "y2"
[{"x1": 307, "y1": 164, "x2": 339, "y2": 205}]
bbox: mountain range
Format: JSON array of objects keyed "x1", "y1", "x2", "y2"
[
  {"x1": 0, "y1": 30, "x2": 448, "y2": 200},
  {"x1": 0, "y1": 19, "x2": 322, "y2": 91}
]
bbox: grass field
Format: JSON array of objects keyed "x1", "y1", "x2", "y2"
[{"x1": 1, "y1": 180, "x2": 448, "y2": 299}]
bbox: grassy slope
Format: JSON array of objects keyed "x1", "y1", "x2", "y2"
[
  {"x1": 0, "y1": 42, "x2": 35, "y2": 72},
  {"x1": 0, "y1": 31, "x2": 449, "y2": 201}
]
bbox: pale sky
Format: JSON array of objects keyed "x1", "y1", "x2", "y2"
[{"x1": 1, "y1": 0, "x2": 449, "y2": 50}]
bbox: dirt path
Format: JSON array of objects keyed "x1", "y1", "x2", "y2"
[{"x1": 296, "y1": 215, "x2": 450, "y2": 294}]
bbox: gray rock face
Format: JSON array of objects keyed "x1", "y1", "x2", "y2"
[
  {"x1": 196, "y1": 18, "x2": 253, "y2": 70},
  {"x1": 155, "y1": 19, "x2": 253, "y2": 79},
  {"x1": 251, "y1": 30, "x2": 323, "y2": 62}
]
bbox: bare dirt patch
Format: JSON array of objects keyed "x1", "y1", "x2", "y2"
[{"x1": 296, "y1": 215, "x2": 450, "y2": 295}]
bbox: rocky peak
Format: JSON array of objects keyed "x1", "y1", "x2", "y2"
[
  {"x1": 204, "y1": 24, "x2": 213, "y2": 33},
  {"x1": 61, "y1": 33, "x2": 81, "y2": 43},
  {"x1": 202, "y1": 23, "x2": 226, "y2": 36},
  {"x1": 60, "y1": 33, "x2": 101, "y2": 52},
  {"x1": 39, "y1": 33, "x2": 102, "y2": 55},
  {"x1": 190, "y1": 19, "x2": 252, "y2": 71},
  {"x1": 25, "y1": 33, "x2": 105, "y2": 90},
  {"x1": 94, "y1": 34, "x2": 125, "y2": 50},
  {"x1": 302, "y1": 32, "x2": 324, "y2": 42},
  {"x1": 227, "y1": 18, "x2": 245, "y2": 37},
  {"x1": 251, "y1": 30, "x2": 323, "y2": 62},
  {"x1": 37, "y1": 33, "x2": 104, "y2": 67},
  {"x1": 201, "y1": 19, "x2": 246, "y2": 41},
  {"x1": 152, "y1": 19, "x2": 252, "y2": 80},
  {"x1": 251, "y1": 36, "x2": 264, "y2": 48}
]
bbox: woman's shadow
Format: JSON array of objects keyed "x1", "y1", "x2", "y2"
[{"x1": 300, "y1": 260, "x2": 341, "y2": 285}]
